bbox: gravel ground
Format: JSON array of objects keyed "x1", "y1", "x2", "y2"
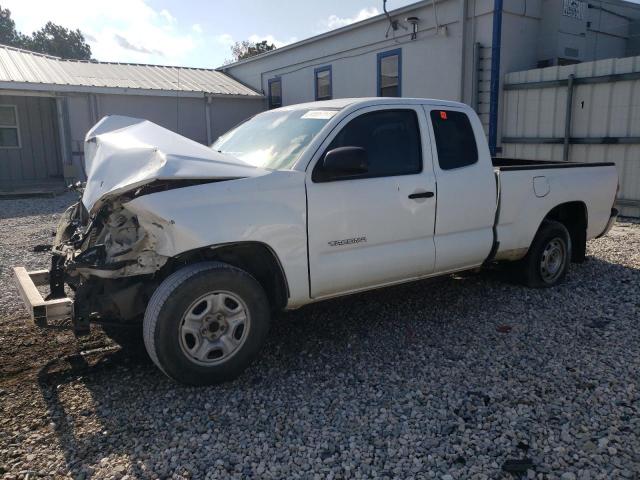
[{"x1": 0, "y1": 194, "x2": 638, "y2": 480}]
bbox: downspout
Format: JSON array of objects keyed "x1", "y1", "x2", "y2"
[
  {"x1": 488, "y1": 0, "x2": 503, "y2": 156},
  {"x1": 55, "y1": 96, "x2": 73, "y2": 179},
  {"x1": 562, "y1": 74, "x2": 575, "y2": 162},
  {"x1": 205, "y1": 94, "x2": 213, "y2": 145},
  {"x1": 459, "y1": 0, "x2": 468, "y2": 102}
]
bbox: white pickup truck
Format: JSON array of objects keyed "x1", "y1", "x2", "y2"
[{"x1": 13, "y1": 98, "x2": 618, "y2": 385}]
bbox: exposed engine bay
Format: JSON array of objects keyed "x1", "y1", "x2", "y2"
[{"x1": 50, "y1": 185, "x2": 170, "y2": 333}]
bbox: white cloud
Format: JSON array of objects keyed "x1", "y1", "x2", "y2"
[
  {"x1": 320, "y1": 6, "x2": 380, "y2": 32},
  {"x1": 159, "y1": 9, "x2": 176, "y2": 24},
  {"x1": 2, "y1": 0, "x2": 197, "y2": 65},
  {"x1": 192, "y1": 23, "x2": 203, "y2": 34},
  {"x1": 247, "y1": 34, "x2": 297, "y2": 49},
  {"x1": 214, "y1": 33, "x2": 235, "y2": 48}
]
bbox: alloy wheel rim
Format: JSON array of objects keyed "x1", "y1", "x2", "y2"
[{"x1": 178, "y1": 291, "x2": 250, "y2": 366}]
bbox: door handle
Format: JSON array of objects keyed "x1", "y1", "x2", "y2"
[{"x1": 408, "y1": 191, "x2": 434, "y2": 199}]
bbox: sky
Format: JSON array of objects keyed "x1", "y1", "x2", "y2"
[{"x1": 3, "y1": 0, "x2": 417, "y2": 68}]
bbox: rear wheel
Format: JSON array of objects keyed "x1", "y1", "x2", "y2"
[
  {"x1": 143, "y1": 262, "x2": 270, "y2": 385},
  {"x1": 520, "y1": 220, "x2": 572, "y2": 288}
]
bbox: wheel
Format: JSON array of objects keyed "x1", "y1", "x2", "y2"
[
  {"x1": 520, "y1": 220, "x2": 572, "y2": 288},
  {"x1": 143, "y1": 262, "x2": 270, "y2": 385}
]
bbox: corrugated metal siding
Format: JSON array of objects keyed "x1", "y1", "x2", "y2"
[
  {"x1": 0, "y1": 95, "x2": 62, "y2": 185},
  {"x1": 503, "y1": 56, "x2": 640, "y2": 217},
  {"x1": 0, "y1": 45, "x2": 260, "y2": 97}
]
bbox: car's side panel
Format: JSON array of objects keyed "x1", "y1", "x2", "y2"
[
  {"x1": 494, "y1": 165, "x2": 618, "y2": 259},
  {"x1": 124, "y1": 171, "x2": 311, "y2": 308}
]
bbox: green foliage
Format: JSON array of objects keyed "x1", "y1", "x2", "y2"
[
  {"x1": 0, "y1": 6, "x2": 25, "y2": 48},
  {"x1": 230, "y1": 40, "x2": 276, "y2": 62},
  {"x1": 25, "y1": 22, "x2": 92, "y2": 60},
  {"x1": 0, "y1": 6, "x2": 92, "y2": 60}
]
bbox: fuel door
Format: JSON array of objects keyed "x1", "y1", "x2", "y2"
[{"x1": 533, "y1": 176, "x2": 550, "y2": 198}]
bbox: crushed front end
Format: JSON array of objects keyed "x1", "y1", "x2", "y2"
[
  {"x1": 13, "y1": 184, "x2": 172, "y2": 335},
  {"x1": 13, "y1": 114, "x2": 261, "y2": 335}
]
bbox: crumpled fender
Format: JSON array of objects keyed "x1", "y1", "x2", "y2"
[{"x1": 122, "y1": 170, "x2": 311, "y2": 306}]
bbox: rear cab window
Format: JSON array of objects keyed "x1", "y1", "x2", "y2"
[{"x1": 429, "y1": 110, "x2": 478, "y2": 170}]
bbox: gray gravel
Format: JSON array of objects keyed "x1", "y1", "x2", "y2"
[{"x1": 1, "y1": 195, "x2": 639, "y2": 479}]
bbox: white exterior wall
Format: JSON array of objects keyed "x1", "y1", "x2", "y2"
[
  {"x1": 222, "y1": 0, "x2": 542, "y2": 139},
  {"x1": 223, "y1": 1, "x2": 480, "y2": 106},
  {"x1": 222, "y1": 0, "x2": 640, "y2": 147},
  {"x1": 503, "y1": 56, "x2": 640, "y2": 217}
]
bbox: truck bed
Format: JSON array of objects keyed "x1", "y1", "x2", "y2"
[
  {"x1": 492, "y1": 157, "x2": 615, "y2": 171},
  {"x1": 491, "y1": 158, "x2": 618, "y2": 263}
]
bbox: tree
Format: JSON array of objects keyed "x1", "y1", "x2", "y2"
[
  {"x1": 230, "y1": 40, "x2": 276, "y2": 62},
  {"x1": 0, "y1": 6, "x2": 26, "y2": 48},
  {"x1": 25, "y1": 22, "x2": 91, "y2": 60},
  {"x1": 0, "y1": 6, "x2": 92, "y2": 60}
]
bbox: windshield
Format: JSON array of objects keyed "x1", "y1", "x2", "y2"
[{"x1": 212, "y1": 108, "x2": 339, "y2": 170}]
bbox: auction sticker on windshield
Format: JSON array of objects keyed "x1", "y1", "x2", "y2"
[{"x1": 301, "y1": 110, "x2": 339, "y2": 120}]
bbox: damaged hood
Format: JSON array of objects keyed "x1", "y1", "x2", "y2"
[{"x1": 82, "y1": 115, "x2": 269, "y2": 212}]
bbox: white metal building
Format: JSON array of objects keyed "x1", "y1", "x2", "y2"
[
  {"x1": 220, "y1": 0, "x2": 640, "y2": 158},
  {"x1": 0, "y1": 45, "x2": 263, "y2": 191},
  {"x1": 503, "y1": 55, "x2": 640, "y2": 217}
]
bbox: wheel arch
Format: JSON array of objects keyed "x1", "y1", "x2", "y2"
[
  {"x1": 541, "y1": 201, "x2": 588, "y2": 262},
  {"x1": 167, "y1": 241, "x2": 290, "y2": 311}
]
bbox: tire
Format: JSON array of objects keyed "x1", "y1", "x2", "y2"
[
  {"x1": 520, "y1": 220, "x2": 572, "y2": 288},
  {"x1": 143, "y1": 261, "x2": 270, "y2": 385}
]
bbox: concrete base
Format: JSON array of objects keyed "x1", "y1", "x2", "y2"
[{"x1": 0, "y1": 180, "x2": 67, "y2": 199}]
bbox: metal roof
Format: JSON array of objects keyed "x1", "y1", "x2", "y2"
[{"x1": 0, "y1": 45, "x2": 261, "y2": 97}]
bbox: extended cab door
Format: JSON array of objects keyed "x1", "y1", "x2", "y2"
[
  {"x1": 424, "y1": 106, "x2": 496, "y2": 271},
  {"x1": 306, "y1": 106, "x2": 437, "y2": 299}
]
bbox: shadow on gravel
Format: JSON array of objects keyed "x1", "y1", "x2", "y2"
[{"x1": 32, "y1": 255, "x2": 639, "y2": 478}]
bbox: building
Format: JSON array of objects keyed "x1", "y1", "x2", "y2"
[
  {"x1": 220, "y1": 0, "x2": 640, "y2": 158},
  {"x1": 0, "y1": 45, "x2": 263, "y2": 191}
]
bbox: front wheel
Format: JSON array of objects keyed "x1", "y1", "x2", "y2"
[
  {"x1": 520, "y1": 220, "x2": 572, "y2": 288},
  {"x1": 143, "y1": 262, "x2": 270, "y2": 385}
]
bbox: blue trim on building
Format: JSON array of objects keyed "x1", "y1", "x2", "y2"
[
  {"x1": 377, "y1": 48, "x2": 402, "y2": 97},
  {"x1": 488, "y1": 0, "x2": 503, "y2": 156},
  {"x1": 268, "y1": 77, "x2": 282, "y2": 109},
  {"x1": 314, "y1": 65, "x2": 333, "y2": 100}
]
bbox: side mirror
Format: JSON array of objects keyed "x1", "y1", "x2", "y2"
[{"x1": 320, "y1": 146, "x2": 368, "y2": 180}]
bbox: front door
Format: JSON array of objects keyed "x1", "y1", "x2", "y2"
[{"x1": 306, "y1": 106, "x2": 437, "y2": 299}]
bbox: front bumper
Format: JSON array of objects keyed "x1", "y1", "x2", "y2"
[
  {"x1": 596, "y1": 207, "x2": 619, "y2": 238},
  {"x1": 12, "y1": 267, "x2": 74, "y2": 327}
]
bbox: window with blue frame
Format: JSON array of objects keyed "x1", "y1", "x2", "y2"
[
  {"x1": 268, "y1": 78, "x2": 282, "y2": 109},
  {"x1": 314, "y1": 66, "x2": 332, "y2": 100},
  {"x1": 377, "y1": 49, "x2": 402, "y2": 97}
]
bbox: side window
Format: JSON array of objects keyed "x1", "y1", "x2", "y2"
[
  {"x1": 377, "y1": 49, "x2": 401, "y2": 97},
  {"x1": 268, "y1": 78, "x2": 282, "y2": 109},
  {"x1": 313, "y1": 109, "x2": 422, "y2": 182},
  {"x1": 430, "y1": 110, "x2": 478, "y2": 170},
  {"x1": 0, "y1": 105, "x2": 20, "y2": 148},
  {"x1": 315, "y1": 66, "x2": 332, "y2": 100}
]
